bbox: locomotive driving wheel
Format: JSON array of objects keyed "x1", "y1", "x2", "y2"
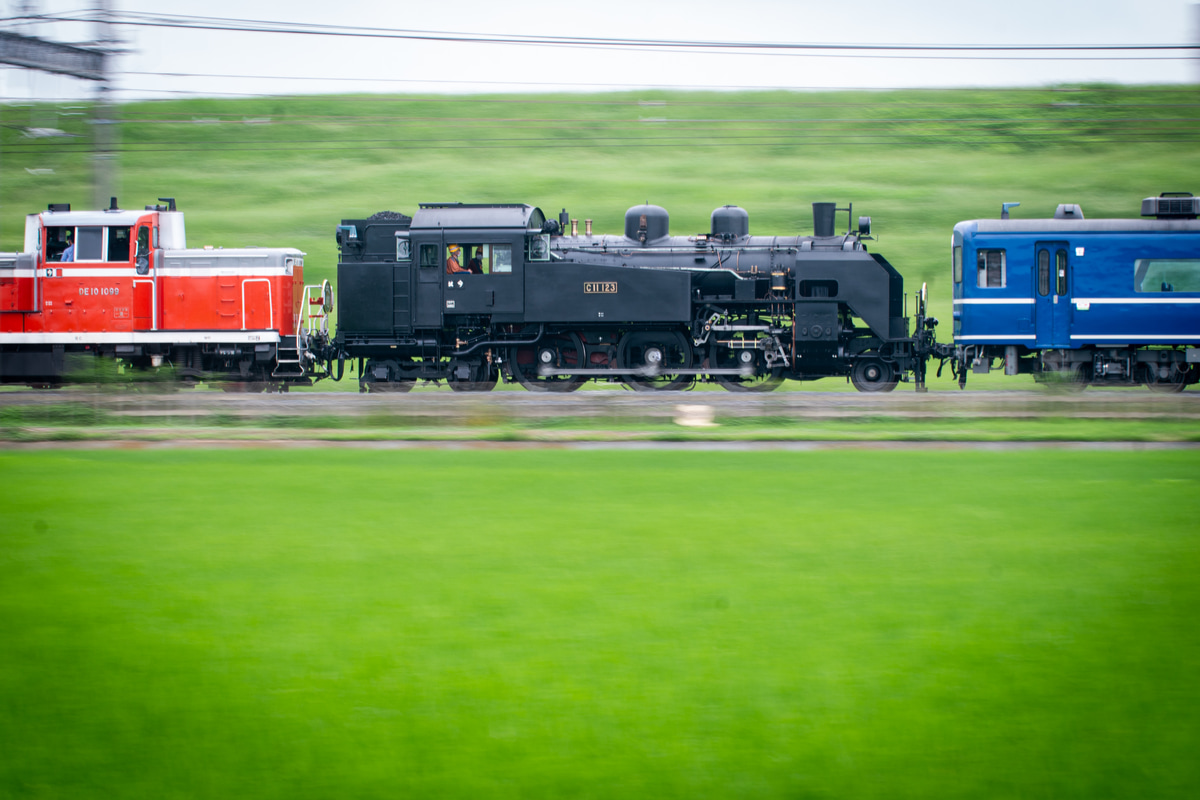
[
  {"x1": 850, "y1": 358, "x2": 898, "y2": 393},
  {"x1": 506, "y1": 331, "x2": 587, "y2": 392},
  {"x1": 618, "y1": 330, "x2": 693, "y2": 391},
  {"x1": 708, "y1": 342, "x2": 785, "y2": 392}
]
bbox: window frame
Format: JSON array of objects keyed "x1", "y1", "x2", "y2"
[
  {"x1": 418, "y1": 243, "x2": 439, "y2": 270},
  {"x1": 526, "y1": 234, "x2": 550, "y2": 262},
  {"x1": 976, "y1": 248, "x2": 1006, "y2": 289},
  {"x1": 1134, "y1": 258, "x2": 1200, "y2": 293}
]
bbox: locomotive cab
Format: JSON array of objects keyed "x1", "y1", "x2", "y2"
[{"x1": 0, "y1": 197, "x2": 318, "y2": 389}]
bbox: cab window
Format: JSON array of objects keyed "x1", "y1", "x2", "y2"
[
  {"x1": 46, "y1": 227, "x2": 72, "y2": 261},
  {"x1": 395, "y1": 235, "x2": 411, "y2": 261},
  {"x1": 107, "y1": 227, "x2": 131, "y2": 262},
  {"x1": 419, "y1": 244, "x2": 439, "y2": 269},
  {"x1": 446, "y1": 243, "x2": 513, "y2": 274},
  {"x1": 953, "y1": 246, "x2": 962, "y2": 284},
  {"x1": 526, "y1": 234, "x2": 549, "y2": 262},
  {"x1": 46, "y1": 225, "x2": 133, "y2": 262},
  {"x1": 976, "y1": 249, "x2": 1005, "y2": 288},
  {"x1": 76, "y1": 227, "x2": 103, "y2": 261},
  {"x1": 490, "y1": 244, "x2": 513, "y2": 274}
]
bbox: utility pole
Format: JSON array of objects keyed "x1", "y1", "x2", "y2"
[
  {"x1": 91, "y1": 0, "x2": 115, "y2": 208},
  {"x1": 1194, "y1": 4, "x2": 1200, "y2": 84},
  {"x1": 0, "y1": 2, "x2": 112, "y2": 204}
]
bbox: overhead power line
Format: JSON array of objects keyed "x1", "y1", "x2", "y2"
[{"x1": 18, "y1": 10, "x2": 1200, "y2": 57}]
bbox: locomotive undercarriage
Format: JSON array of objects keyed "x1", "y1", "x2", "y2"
[
  {"x1": 952, "y1": 344, "x2": 1199, "y2": 392},
  {"x1": 0, "y1": 335, "x2": 333, "y2": 392},
  {"x1": 349, "y1": 301, "x2": 927, "y2": 393}
]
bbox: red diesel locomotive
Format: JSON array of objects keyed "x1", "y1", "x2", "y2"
[{"x1": 0, "y1": 198, "x2": 331, "y2": 389}]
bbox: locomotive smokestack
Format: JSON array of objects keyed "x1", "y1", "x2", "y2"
[{"x1": 813, "y1": 203, "x2": 836, "y2": 238}]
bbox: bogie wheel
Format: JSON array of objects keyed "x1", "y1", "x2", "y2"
[
  {"x1": 618, "y1": 330, "x2": 694, "y2": 391},
  {"x1": 506, "y1": 332, "x2": 587, "y2": 392},
  {"x1": 850, "y1": 358, "x2": 898, "y2": 393},
  {"x1": 360, "y1": 359, "x2": 416, "y2": 393},
  {"x1": 449, "y1": 360, "x2": 499, "y2": 392},
  {"x1": 1039, "y1": 362, "x2": 1090, "y2": 392},
  {"x1": 708, "y1": 342, "x2": 784, "y2": 392},
  {"x1": 1144, "y1": 363, "x2": 1187, "y2": 393}
]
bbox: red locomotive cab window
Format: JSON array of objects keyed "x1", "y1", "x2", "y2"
[
  {"x1": 75, "y1": 227, "x2": 103, "y2": 261},
  {"x1": 107, "y1": 227, "x2": 131, "y2": 262},
  {"x1": 46, "y1": 226, "x2": 73, "y2": 262},
  {"x1": 47, "y1": 225, "x2": 135, "y2": 263},
  {"x1": 136, "y1": 226, "x2": 151, "y2": 273}
]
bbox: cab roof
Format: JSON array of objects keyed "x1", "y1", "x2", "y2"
[
  {"x1": 410, "y1": 203, "x2": 545, "y2": 232},
  {"x1": 40, "y1": 209, "x2": 150, "y2": 227}
]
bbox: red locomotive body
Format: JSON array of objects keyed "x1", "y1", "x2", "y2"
[{"x1": 0, "y1": 198, "x2": 327, "y2": 388}]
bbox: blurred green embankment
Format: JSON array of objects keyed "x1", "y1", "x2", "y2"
[{"x1": 3, "y1": 84, "x2": 1198, "y2": 335}]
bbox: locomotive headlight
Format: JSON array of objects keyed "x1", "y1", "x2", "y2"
[{"x1": 858, "y1": 216, "x2": 871, "y2": 236}]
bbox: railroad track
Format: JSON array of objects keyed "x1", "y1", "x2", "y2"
[{"x1": 2, "y1": 389, "x2": 1198, "y2": 422}]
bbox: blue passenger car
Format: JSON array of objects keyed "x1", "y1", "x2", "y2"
[{"x1": 951, "y1": 194, "x2": 1200, "y2": 390}]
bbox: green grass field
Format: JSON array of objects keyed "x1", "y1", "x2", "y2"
[{"x1": 2, "y1": 449, "x2": 1198, "y2": 798}]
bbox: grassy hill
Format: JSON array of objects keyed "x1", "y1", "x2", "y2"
[{"x1": 3, "y1": 84, "x2": 1198, "y2": 327}]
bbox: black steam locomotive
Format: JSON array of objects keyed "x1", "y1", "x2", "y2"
[{"x1": 334, "y1": 200, "x2": 938, "y2": 392}]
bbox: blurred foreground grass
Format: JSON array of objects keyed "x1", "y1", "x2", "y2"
[{"x1": 1, "y1": 449, "x2": 1198, "y2": 798}]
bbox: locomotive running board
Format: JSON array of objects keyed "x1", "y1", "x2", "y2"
[{"x1": 539, "y1": 366, "x2": 756, "y2": 378}]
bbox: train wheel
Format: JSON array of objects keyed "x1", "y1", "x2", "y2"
[
  {"x1": 708, "y1": 343, "x2": 784, "y2": 392},
  {"x1": 360, "y1": 359, "x2": 416, "y2": 393},
  {"x1": 506, "y1": 332, "x2": 587, "y2": 392},
  {"x1": 449, "y1": 360, "x2": 498, "y2": 392},
  {"x1": 618, "y1": 331, "x2": 693, "y2": 391},
  {"x1": 850, "y1": 358, "x2": 898, "y2": 393},
  {"x1": 1039, "y1": 363, "x2": 1089, "y2": 391},
  {"x1": 1144, "y1": 363, "x2": 1187, "y2": 393}
]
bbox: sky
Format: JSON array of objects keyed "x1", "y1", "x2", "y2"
[{"x1": 1, "y1": 0, "x2": 1198, "y2": 101}]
